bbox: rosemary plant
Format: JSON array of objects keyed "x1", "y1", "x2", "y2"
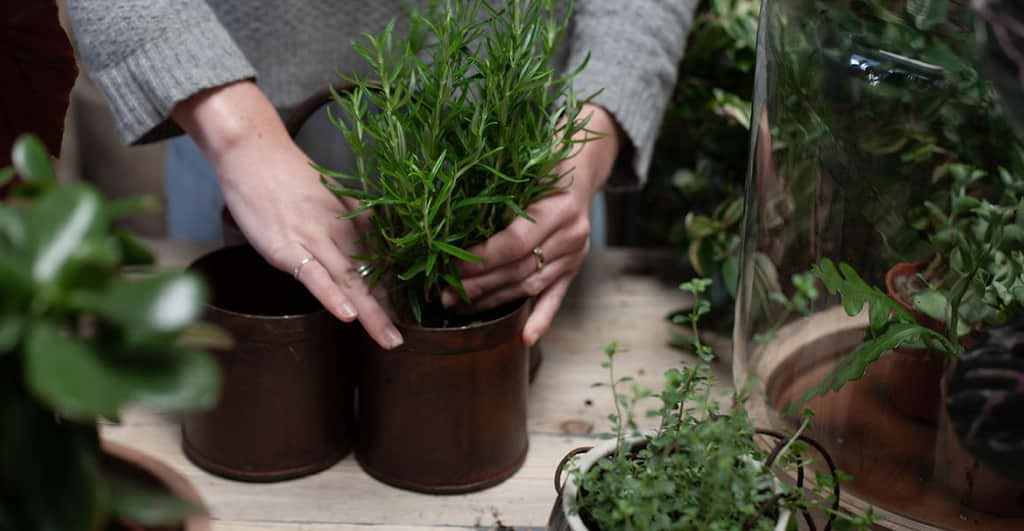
[{"x1": 320, "y1": 0, "x2": 593, "y2": 324}]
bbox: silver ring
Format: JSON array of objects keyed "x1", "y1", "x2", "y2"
[
  {"x1": 292, "y1": 256, "x2": 316, "y2": 279},
  {"x1": 532, "y1": 247, "x2": 545, "y2": 272},
  {"x1": 356, "y1": 263, "x2": 373, "y2": 278}
]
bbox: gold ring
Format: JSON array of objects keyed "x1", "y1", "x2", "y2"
[
  {"x1": 292, "y1": 256, "x2": 316, "y2": 279},
  {"x1": 532, "y1": 247, "x2": 545, "y2": 272}
]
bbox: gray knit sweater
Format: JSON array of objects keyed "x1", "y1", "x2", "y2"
[{"x1": 67, "y1": 1, "x2": 695, "y2": 184}]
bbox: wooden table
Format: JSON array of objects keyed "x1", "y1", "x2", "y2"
[{"x1": 102, "y1": 243, "x2": 727, "y2": 530}]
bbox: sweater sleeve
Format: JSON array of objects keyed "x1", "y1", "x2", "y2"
[
  {"x1": 66, "y1": 0, "x2": 257, "y2": 145},
  {"x1": 568, "y1": 0, "x2": 697, "y2": 188}
]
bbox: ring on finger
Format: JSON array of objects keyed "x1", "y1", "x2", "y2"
[
  {"x1": 356, "y1": 263, "x2": 373, "y2": 278},
  {"x1": 532, "y1": 247, "x2": 545, "y2": 272},
  {"x1": 293, "y1": 255, "x2": 317, "y2": 279}
]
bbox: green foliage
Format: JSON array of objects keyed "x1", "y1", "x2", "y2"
[
  {"x1": 643, "y1": 0, "x2": 757, "y2": 270},
  {"x1": 323, "y1": 0, "x2": 591, "y2": 322},
  {"x1": 790, "y1": 259, "x2": 960, "y2": 411},
  {"x1": 574, "y1": 342, "x2": 872, "y2": 530},
  {"x1": 670, "y1": 278, "x2": 717, "y2": 361},
  {"x1": 0, "y1": 134, "x2": 220, "y2": 530}
]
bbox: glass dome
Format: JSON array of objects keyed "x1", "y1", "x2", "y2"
[{"x1": 734, "y1": 1, "x2": 1024, "y2": 529}]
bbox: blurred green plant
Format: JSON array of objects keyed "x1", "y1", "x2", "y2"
[{"x1": 0, "y1": 135, "x2": 222, "y2": 530}]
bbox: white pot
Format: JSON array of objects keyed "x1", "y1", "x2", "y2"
[{"x1": 552, "y1": 435, "x2": 792, "y2": 531}]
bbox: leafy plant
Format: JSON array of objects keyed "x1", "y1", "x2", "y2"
[
  {"x1": 640, "y1": 0, "x2": 757, "y2": 292},
  {"x1": 0, "y1": 135, "x2": 221, "y2": 530},
  {"x1": 321, "y1": 0, "x2": 592, "y2": 323},
  {"x1": 572, "y1": 284, "x2": 874, "y2": 531}
]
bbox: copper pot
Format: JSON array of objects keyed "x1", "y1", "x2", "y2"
[
  {"x1": 356, "y1": 300, "x2": 530, "y2": 493},
  {"x1": 182, "y1": 245, "x2": 354, "y2": 481}
]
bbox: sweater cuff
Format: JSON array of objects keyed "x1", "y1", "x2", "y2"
[
  {"x1": 90, "y1": 19, "x2": 256, "y2": 145},
  {"x1": 573, "y1": 64, "x2": 665, "y2": 190}
]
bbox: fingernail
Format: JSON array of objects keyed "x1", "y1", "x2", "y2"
[
  {"x1": 386, "y1": 328, "x2": 404, "y2": 349},
  {"x1": 441, "y1": 291, "x2": 456, "y2": 308},
  {"x1": 339, "y1": 303, "x2": 357, "y2": 320}
]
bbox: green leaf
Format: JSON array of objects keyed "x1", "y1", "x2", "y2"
[
  {"x1": 722, "y1": 255, "x2": 740, "y2": 299},
  {"x1": 108, "y1": 469, "x2": 202, "y2": 527},
  {"x1": 432, "y1": 241, "x2": 482, "y2": 263},
  {"x1": 684, "y1": 213, "x2": 718, "y2": 239},
  {"x1": 76, "y1": 273, "x2": 207, "y2": 344},
  {"x1": 906, "y1": 0, "x2": 948, "y2": 31},
  {"x1": 789, "y1": 322, "x2": 949, "y2": 412},
  {"x1": 24, "y1": 184, "x2": 104, "y2": 283},
  {"x1": 26, "y1": 323, "x2": 220, "y2": 421},
  {"x1": 0, "y1": 167, "x2": 14, "y2": 189},
  {"x1": 0, "y1": 315, "x2": 24, "y2": 353},
  {"x1": 11, "y1": 134, "x2": 56, "y2": 187},
  {"x1": 112, "y1": 229, "x2": 156, "y2": 266},
  {"x1": 106, "y1": 196, "x2": 160, "y2": 222},
  {"x1": 812, "y1": 259, "x2": 914, "y2": 329},
  {"x1": 0, "y1": 385, "x2": 110, "y2": 531}
]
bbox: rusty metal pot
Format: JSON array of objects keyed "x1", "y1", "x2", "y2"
[
  {"x1": 356, "y1": 300, "x2": 530, "y2": 493},
  {"x1": 183, "y1": 245, "x2": 354, "y2": 481}
]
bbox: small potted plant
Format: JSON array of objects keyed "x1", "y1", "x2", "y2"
[
  {"x1": 875, "y1": 165, "x2": 1024, "y2": 422},
  {"x1": 0, "y1": 135, "x2": 220, "y2": 530},
  {"x1": 549, "y1": 280, "x2": 874, "y2": 530},
  {"x1": 320, "y1": 0, "x2": 592, "y2": 492},
  {"x1": 792, "y1": 188, "x2": 1024, "y2": 513}
]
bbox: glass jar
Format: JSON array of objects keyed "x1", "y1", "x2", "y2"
[{"x1": 734, "y1": 0, "x2": 1024, "y2": 529}]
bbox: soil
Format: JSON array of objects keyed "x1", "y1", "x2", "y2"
[{"x1": 405, "y1": 299, "x2": 524, "y2": 329}]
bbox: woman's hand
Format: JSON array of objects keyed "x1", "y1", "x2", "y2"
[
  {"x1": 172, "y1": 81, "x2": 404, "y2": 349},
  {"x1": 443, "y1": 103, "x2": 623, "y2": 346}
]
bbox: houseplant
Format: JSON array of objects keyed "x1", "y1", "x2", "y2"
[
  {"x1": 320, "y1": 0, "x2": 593, "y2": 492},
  {"x1": 549, "y1": 281, "x2": 874, "y2": 531},
  {"x1": 0, "y1": 134, "x2": 219, "y2": 530}
]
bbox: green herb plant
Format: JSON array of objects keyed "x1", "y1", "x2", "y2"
[
  {"x1": 0, "y1": 135, "x2": 222, "y2": 530},
  {"x1": 321, "y1": 0, "x2": 592, "y2": 324},
  {"x1": 573, "y1": 282, "x2": 875, "y2": 531}
]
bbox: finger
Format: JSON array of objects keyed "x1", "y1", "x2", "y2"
[
  {"x1": 523, "y1": 274, "x2": 574, "y2": 347},
  {"x1": 293, "y1": 259, "x2": 359, "y2": 322},
  {"x1": 462, "y1": 252, "x2": 582, "y2": 312},
  {"x1": 446, "y1": 226, "x2": 587, "y2": 306},
  {"x1": 460, "y1": 196, "x2": 573, "y2": 277},
  {"x1": 307, "y1": 241, "x2": 404, "y2": 350}
]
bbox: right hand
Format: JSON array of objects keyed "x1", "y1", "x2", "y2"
[{"x1": 172, "y1": 81, "x2": 403, "y2": 349}]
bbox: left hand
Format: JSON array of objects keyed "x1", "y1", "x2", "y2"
[{"x1": 442, "y1": 104, "x2": 623, "y2": 346}]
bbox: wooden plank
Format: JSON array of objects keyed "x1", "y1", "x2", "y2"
[{"x1": 103, "y1": 244, "x2": 734, "y2": 528}]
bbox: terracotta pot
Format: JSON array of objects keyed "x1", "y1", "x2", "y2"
[
  {"x1": 182, "y1": 245, "x2": 354, "y2": 481},
  {"x1": 103, "y1": 441, "x2": 210, "y2": 530},
  {"x1": 936, "y1": 373, "x2": 1024, "y2": 517},
  {"x1": 874, "y1": 261, "x2": 948, "y2": 424},
  {"x1": 356, "y1": 300, "x2": 530, "y2": 493},
  {"x1": 546, "y1": 436, "x2": 791, "y2": 531}
]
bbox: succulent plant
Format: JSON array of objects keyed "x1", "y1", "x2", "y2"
[{"x1": 946, "y1": 314, "x2": 1024, "y2": 480}]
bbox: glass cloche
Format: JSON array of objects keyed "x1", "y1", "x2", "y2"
[{"x1": 734, "y1": 0, "x2": 1024, "y2": 529}]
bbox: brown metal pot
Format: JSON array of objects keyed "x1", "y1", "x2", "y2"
[
  {"x1": 183, "y1": 245, "x2": 354, "y2": 481},
  {"x1": 356, "y1": 299, "x2": 530, "y2": 493}
]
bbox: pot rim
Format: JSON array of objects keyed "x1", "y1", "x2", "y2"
[
  {"x1": 394, "y1": 298, "x2": 528, "y2": 334},
  {"x1": 560, "y1": 433, "x2": 791, "y2": 531},
  {"x1": 102, "y1": 440, "x2": 211, "y2": 531},
  {"x1": 189, "y1": 245, "x2": 329, "y2": 321}
]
